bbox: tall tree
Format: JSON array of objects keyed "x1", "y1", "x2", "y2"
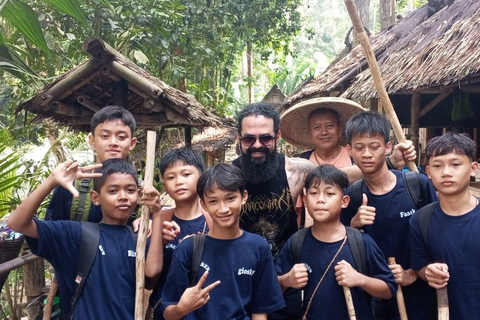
[{"x1": 380, "y1": 0, "x2": 396, "y2": 30}]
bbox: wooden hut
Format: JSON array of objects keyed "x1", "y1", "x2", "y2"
[
  {"x1": 261, "y1": 84, "x2": 287, "y2": 115},
  {"x1": 16, "y1": 38, "x2": 222, "y2": 137},
  {"x1": 283, "y1": 0, "x2": 480, "y2": 160},
  {"x1": 180, "y1": 119, "x2": 237, "y2": 166}
]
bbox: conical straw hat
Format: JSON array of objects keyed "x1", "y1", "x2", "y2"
[{"x1": 280, "y1": 97, "x2": 366, "y2": 149}]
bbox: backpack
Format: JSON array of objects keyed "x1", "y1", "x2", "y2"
[
  {"x1": 415, "y1": 201, "x2": 437, "y2": 246},
  {"x1": 190, "y1": 234, "x2": 207, "y2": 286},
  {"x1": 70, "y1": 178, "x2": 93, "y2": 221},
  {"x1": 66, "y1": 222, "x2": 137, "y2": 319},
  {"x1": 350, "y1": 171, "x2": 426, "y2": 214},
  {"x1": 290, "y1": 226, "x2": 366, "y2": 275}
]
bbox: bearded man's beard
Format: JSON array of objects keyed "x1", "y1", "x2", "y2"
[{"x1": 241, "y1": 145, "x2": 279, "y2": 185}]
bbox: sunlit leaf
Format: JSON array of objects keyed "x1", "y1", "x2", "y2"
[
  {"x1": 0, "y1": 0, "x2": 49, "y2": 52},
  {"x1": 43, "y1": 0, "x2": 89, "y2": 26}
]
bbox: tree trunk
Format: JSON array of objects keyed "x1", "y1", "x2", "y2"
[
  {"x1": 247, "y1": 42, "x2": 253, "y2": 104},
  {"x1": 357, "y1": 0, "x2": 370, "y2": 30},
  {"x1": 24, "y1": 259, "x2": 45, "y2": 320},
  {"x1": 380, "y1": 0, "x2": 396, "y2": 30},
  {"x1": 353, "y1": 0, "x2": 370, "y2": 46}
]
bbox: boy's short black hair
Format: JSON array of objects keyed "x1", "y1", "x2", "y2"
[
  {"x1": 159, "y1": 147, "x2": 205, "y2": 176},
  {"x1": 236, "y1": 103, "x2": 280, "y2": 133},
  {"x1": 345, "y1": 112, "x2": 390, "y2": 145},
  {"x1": 304, "y1": 164, "x2": 349, "y2": 194},
  {"x1": 197, "y1": 163, "x2": 246, "y2": 201},
  {"x1": 93, "y1": 158, "x2": 138, "y2": 192},
  {"x1": 91, "y1": 106, "x2": 136, "y2": 135},
  {"x1": 425, "y1": 132, "x2": 476, "y2": 162}
]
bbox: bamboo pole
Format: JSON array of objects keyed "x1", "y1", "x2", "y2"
[
  {"x1": 134, "y1": 131, "x2": 157, "y2": 320},
  {"x1": 437, "y1": 287, "x2": 449, "y2": 320},
  {"x1": 42, "y1": 277, "x2": 58, "y2": 320},
  {"x1": 343, "y1": 286, "x2": 357, "y2": 320},
  {"x1": 344, "y1": 0, "x2": 417, "y2": 173},
  {"x1": 388, "y1": 257, "x2": 408, "y2": 320}
]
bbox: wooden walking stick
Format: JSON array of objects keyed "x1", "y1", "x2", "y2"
[
  {"x1": 343, "y1": 286, "x2": 357, "y2": 320},
  {"x1": 134, "y1": 130, "x2": 157, "y2": 320},
  {"x1": 388, "y1": 257, "x2": 408, "y2": 320},
  {"x1": 344, "y1": 0, "x2": 418, "y2": 173},
  {"x1": 43, "y1": 277, "x2": 58, "y2": 320},
  {"x1": 437, "y1": 287, "x2": 449, "y2": 320}
]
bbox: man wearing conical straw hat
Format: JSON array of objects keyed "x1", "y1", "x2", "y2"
[{"x1": 280, "y1": 97, "x2": 366, "y2": 168}]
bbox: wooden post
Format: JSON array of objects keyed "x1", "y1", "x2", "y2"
[
  {"x1": 24, "y1": 258, "x2": 45, "y2": 320},
  {"x1": 185, "y1": 126, "x2": 192, "y2": 148},
  {"x1": 388, "y1": 257, "x2": 408, "y2": 320},
  {"x1": 344, "y1": 0, "x2": 417, "y2": 173},
  {"x1": 343, "y1": 286, "x2": 357, "y2": 320},
  {"x1": 135, "y1": 131, "x2": 157, "y2": 320},
  {"x1": 437, "y1": 287, "x2": 449, "y2": 320},
  {"x1": 411, "y1": 93, "x2": 421, "y2": 159}
]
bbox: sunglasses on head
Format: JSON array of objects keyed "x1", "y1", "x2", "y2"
[{"x1": 240, "y1": 134, "x2": 276, "y2": 146}]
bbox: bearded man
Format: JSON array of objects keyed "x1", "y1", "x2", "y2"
[{"x1": 232, "y1": 103, "x2": 416, "y2": 320}]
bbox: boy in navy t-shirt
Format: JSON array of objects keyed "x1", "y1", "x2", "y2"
[
  {"x1": 410, "y1": 132, "x2": 480, "y2": 319},
  {"x1": 8, "y1": 158, "x2": 162, "y2": 319},
  {"x1": 161, "y1": 163, "x2": 285, "y2": 319},
  {"x1": 45, "y1": 105, "x2": 138, "y2": 223},
  {"x1": 146, "y1": 147, "x2": 212, "y2": 319},
  {"x1": 276, "y1": 164, "x2": 396, "y2": 320},
  {"x1": 341, "y1": 112, "x2": 437, "y2": 320}
]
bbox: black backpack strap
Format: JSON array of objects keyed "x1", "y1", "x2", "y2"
[
  {"x1": 346, "y1": 227, "x2": 366, "y2": 275},
  {"x1": 190, "y1": 234, "x2": 206, "y2": 286},
  {"x1": 72, "y1": 178, "x2": 92, "y2": 221},
  {"x1": 416, "y1": 202, "x2": 436, "y2": 246},
  {"x1": 68, "y1": 222, "x2": 100, "y2": 319},
  {"x1": 350, "y1": 178, "x2": 364, "y2": 219},
  {"x1": 403, "y1": 171, "x2": 425, "y2": 210},
  {"x1": 290, "y1": 227, "x2": 310, "y2": 264}
]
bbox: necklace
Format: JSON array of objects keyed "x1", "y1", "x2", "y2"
[{"x1": 303, "y1": 235, "x2": 348, "y2": 320}]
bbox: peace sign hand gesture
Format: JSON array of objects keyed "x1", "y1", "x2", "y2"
[{"x1": 176, "y1": 271, "x2": 221, "y2": 316}]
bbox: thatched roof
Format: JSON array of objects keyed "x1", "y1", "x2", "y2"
[
  {"x1": 284, "y1": 0, "x2": 480, "y2": 107},
  {"x1": 261, "y1": 84, "x2": 286, "y2": 114},
  {"x1": 178, "y1": 118, "x2": 237, "y2": 153},
  {"x1": 16, "y1": 38, "x2": 222, "y2": 131}
]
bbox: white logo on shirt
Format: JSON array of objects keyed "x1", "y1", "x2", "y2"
[
  {"x1": 127, "y1": 250, "x2": 136, "y2": 257},
  {"x1": 238, "y1": 267, "x2": 256, "y2": 276},
  {"x1": 98, "y1": 245, "x2": 105, "y2": 256},
  {"x1": 166, "y1": 243, "x2": 176, "y2": 250},
  {"x1": 200, "y1": 262, "x2": 210, "y2": 272},
  {"x1": 399, "y1": 209, "x2": 415, "y2": 218}
]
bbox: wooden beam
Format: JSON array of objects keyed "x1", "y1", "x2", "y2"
[
  {"x1": 38, "y1": 59, "x2": 100, "y2": 106},
  {"x1": 112, "y1": 79, "x2": 128, "y2": 108},
  {"x1": 50, "y1": 101, "x2": 95, "y2": 117},
  {"x1": 420, "y1": 93, "x2": 451, "y2": 118},
  {"x1": 110, "y1": 61, "x2": 163, "y2": 98},
  {"x1": 411, "y1": 92, "x2": 421, "y2": 154},
  {"x1": 77, "y1": 95, "x2": 102, "y2": 112},
  {"x1": 55, "y1": 70, "x2": 102, "y2": 102}
]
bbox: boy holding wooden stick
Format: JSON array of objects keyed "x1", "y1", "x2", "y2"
[
  {"x1": 7, "y1": 158, "x2": 161, "y2": 318},
  {"x1": 410, "y1": 132, "x2": 480, "y2": 319},
  {"x1": 341, "y1": 112, "x2": 437, "y2": 320},
  {"x1": 276, "y1": 164, "x2": 396, "y2": 319}
]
